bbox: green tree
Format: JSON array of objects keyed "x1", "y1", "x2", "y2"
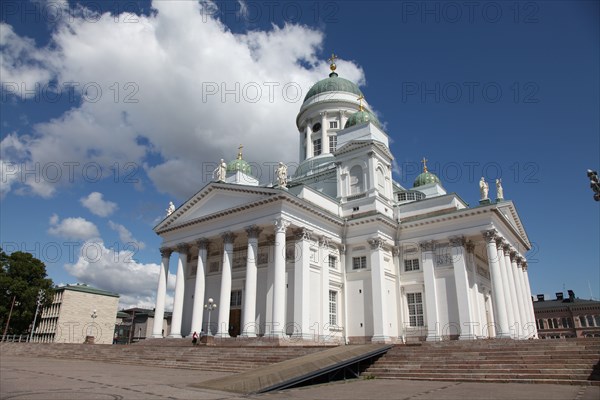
[{"x1": 0, "y1": 248, "x2": 54, "y2": 335}]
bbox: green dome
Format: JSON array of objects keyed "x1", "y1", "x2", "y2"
[
  {"x1": 227, "y1": 158, "x2": 252, "y2": 175},
  {"x1": 344, "y1": 109, "x2": 382, "y2": 130},
  {"x1": 413, "y1": 171, "x2": 441, "y2": 187},
  {"x1": 304, "y1": 72, "x2": 363, "y2": 102}
]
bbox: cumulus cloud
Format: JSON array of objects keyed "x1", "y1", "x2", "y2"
[
  {"x1": 65, "y1": 240, "x2": 175, "y2": 309},
  {"x1": 0, "y1": 1, "x2": 365, "y2": 199},
  {"x1": 48, "y1": 214, "x2": 100, "y2": 240},
  {"x1": 108, "y1": 220, "x2": 146, "y2": 250},
  {"x1": 80, "y1": 192, "x2": 118, "y2": 217}
]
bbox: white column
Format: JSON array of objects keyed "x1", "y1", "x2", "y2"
[
  {"x1": 320, "y1": 237, "x2": 331, "y2": 340},
  {"x1": 190, "y1": 239, "x2": 208, "y2": 335},
  {"x1": 521, "y1": 260, "x2": 538, "y2": 338},
  {"x1": 169, "y1": 244, "x2": 188, "y2": 338},
  {"x1": 152, "y1": 248, "x2": 171, "y2": 338},
  {"x1": 496, "y1": 238, "x2": 516, "y2": 338},
  {"x1": 450, "y1": 237, "x2": 474, "y2": 340},
  {"x1": 369, "y1": 238, "x2": 390, "y2": 343},
  {"x1": 483, "y1": 230, "x2": 510, "y2": 338},
  {"x1": 216, "y1": 232, "x2": 235, "y2": 337},
  {"x1": 241, "y1": 226, "x2": 261, "y2": 337},
  {"x1": 510, "y1": 250, "x2": 527, "y2": 339},
  {"x1": 466, "y1": 242, "x2": 482, "y2": 338},
  {"x1": 420, "y1": 240, "x2": 440, "y2": 341},
  {"x1": 272, "y1": 218, "x2": 290, "y2": 337},
  {"x1": 293, "y1": 228, "x2": 312, "y2": 340},
  {"x1": 340, "y1": 110, "x2": 348, "y2": 129},
  {"x1": 502, "y1": 244, "x2": 521, "y2": 339},
  {"x1": 321, "y1": 111, "x2": 328, "y2": 154},
  {"x1": 306, "y1": 124, "x2": 313, "y2": 159}
]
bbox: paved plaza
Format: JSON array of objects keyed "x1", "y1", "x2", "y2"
[{"x1": 1, "y1": 356, "x2": 598, "y2": 400}]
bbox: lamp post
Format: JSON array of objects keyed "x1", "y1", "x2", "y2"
[
  {"x1": 29, "y1": 290, "x2": 45, "y2": 342},
  {"x1": 204, "y1": 298, "x2": 217, "y2": 336}
]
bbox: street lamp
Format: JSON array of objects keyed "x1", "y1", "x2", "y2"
[
  {"x1": 29, "y1": 290, "x2": 45, "y2": 342},
  {"x1": 89, "y1": 309, "x2": 97, "y2": 336},
  {"x1": 204, "y1": 298, "x2": 217, "y2": 336}
]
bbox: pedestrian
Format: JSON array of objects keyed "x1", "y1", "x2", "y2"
[{"x1": 192, "y1": 331, "x2": 198, "y2": 345}]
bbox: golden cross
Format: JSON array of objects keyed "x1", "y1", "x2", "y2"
[
  {"x1": 237, "y1": 144, "x2": 243, "y2": 160},
  {"x1": 421, "y1": 157, "x2": 428, "y2": 172},
  {"x1": 327, "y1": 53, "x2": 338, "y2": 65},
  {"x1": 357, "y1": 95, "x2": 364, "y2": 111}
]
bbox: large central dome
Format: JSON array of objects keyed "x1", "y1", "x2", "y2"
[{"x1": 303, "y1": 72, "x2": 363, "y2": 102}]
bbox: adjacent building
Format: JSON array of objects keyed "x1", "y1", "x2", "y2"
[
  {"x1": 114, "y1": 307, "x2": 172, "y2": 343},
  {"x1": 33, "y1": 283, "x2": 119, "y2": 345},
  {"x1": 151, "y1": 57, "x2": 538, "y2": 344},
  {"x1": 534, "y1": 291, "x2": 600, "y2": 339}
]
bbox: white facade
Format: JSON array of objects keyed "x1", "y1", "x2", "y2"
[{"x1": 152, "y1": 64, "x2": 538, "y2": 343}]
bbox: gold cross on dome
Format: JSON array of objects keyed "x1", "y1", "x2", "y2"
[
  {"x1": 328, "y1": 53, "x2": 338, "y2": 71},
  {"x1": 421, "y1": 157, "x2": 428, "y2": 172},
  {"x1": 357, "y1": 95, "x2": 364, "y2": 111},
  {"x1": 237, "y1": 144, "x2": 243, "y2": 160}
]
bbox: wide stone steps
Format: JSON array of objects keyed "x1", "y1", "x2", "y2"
[{"x1": 363, "y1": 338, "x2": 600, "y2": 386}]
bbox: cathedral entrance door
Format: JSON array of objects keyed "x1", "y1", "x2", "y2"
[{"x1": 229, "y1": 309, "x2": 241, "y2": 337}]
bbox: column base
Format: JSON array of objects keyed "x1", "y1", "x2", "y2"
[
  {"x1": 239, "y1": 332, "x2": 257, "y2": 338},
  {"x1": 458, "y1": 334, "x2": 476, "y2": 340},
  {"x1": 214, "y1": 332, "x2": 231, "y2": 338},
  {"x1": 151, "y1": 333, "x2": 164, "y2": 339},
  {"x1": 371, "y1": 335, "x2": 392, "y2": 343},
  {"x1": 167, "y1": 333, "x2": 182, "y2": 339},
  {"x1": 291, "y1": 332, "x2": 314, "y2": 341},
  {"x1": 267, "y1": 330, "x2": 286, "y2": 339},
  {"x1": 495, "y1": 333, "x2": 512, "y2": 339},
  {"x1": 426, "y1": 335, "x2": 442, "y2": 342}
]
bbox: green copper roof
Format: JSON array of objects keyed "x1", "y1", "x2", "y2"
[
  {"x1": 344, "y1": 109, "x2": 382, "y2": 130},
  {"x1": 227, "y1": 158, "x2": 252, "y2": 175},
  {"x1": 304, "y1": 72, "x2": 363, "y2": 102},
  {"x1": 413, "y1": 171, "x2": 441, "y2": 188}
]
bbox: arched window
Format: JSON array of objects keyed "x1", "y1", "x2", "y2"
[
  {"x1": 376, "y1": 167, "x2": 385, "y2": 190},
  {"x1": 349, "y1": 165, "x2": 364, "y2": 195}
]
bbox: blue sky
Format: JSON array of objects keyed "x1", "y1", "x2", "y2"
[{"x1": 1, "y1": 0, "x2": 598, "y2": 308}]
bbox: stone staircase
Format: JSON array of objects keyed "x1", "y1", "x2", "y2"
[
  {"x1": 0, "y1": 341, "x2": 328, "y2": 373},
  {"x1": 363, "y1": 338, "x2": 600, "y2": 385}
]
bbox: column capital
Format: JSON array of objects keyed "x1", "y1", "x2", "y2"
[
  {"x1": 482, "y1": 229, "x2": 498, "y2": 243},
  {"x1": 509, "y1": 249, "x2": 518, "y2": 261},
  {"x1": 368, "y1": 237, "x2": 384, "y2": 250},
  {"x1": 176, "y1": 243, "x2": 189, "y2": 254},
  {"x1": 274, "y1": 217, "x2": 291, "y2": 233},
  {"x1": 294, "y1": 227, "x2": 312, "y2": 241},
  {"x1": 522, "y1": 261, "x2": 528, "y2": 271},
  {"x1": 494, "y1": 236, "x2": 506, "y2": 248},
  {"x1": 516, "y1": 256, "x2": 524, "y2": 266},
  {"x1": 195, "y1": 238, "x2": 209, "y2": 250},
  {"x1": 160, "y1": 247, "x2": 172, "y2": 258},
  {"x1": 392, "y1": 246, "x2": 400, "y2": 257},
  {"x1": 221, "y1": 231, "x2": 236, "y2": 244},
  {"x1": 245, "y1": 225, "x2": 262, "y2": 239},
  {"x1": 419, "y1": 240, "x2": 436, "y2": 252},
  {"x1": 449, "y1": 236, "x2": 466, "y2": 248},
  {"x1": 319, "y1": 236, "x2": 331, "y2": 248},
  {"x1": 320, "y1": 111, "x2": 328, "y2": 117},
  {"x1": 465, "y1": 240, "x2": 475, "y2": 254},
  {"x1": 502, "y1": 244, "x2": 511, "y2": 256}
]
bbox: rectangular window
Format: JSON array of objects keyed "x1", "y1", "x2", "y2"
[
  {"x1": 579, "y1": 316, "x2": 587, "y2": 327},
  {"x1": 230, "y1": 290, "x2": 242, "y2": 307},
  {"x1": 313, "y1": 139, "x2": 322, "y2": 156},
  {"x1": 352, "y1": 256, "x2": 367, "y2": 270},
  {"x1": 329, "y1": 121, "x2": 338, "y2": 129},
  {"x1": 538, "y1": 318, "x2": 545, "y2": 329},
  {"x1": 407, "y1": 292, "x2": 424, "y2": 327},
  {"x1": 595, "y1": 315, "x2": 600, "y2": 327},
  {"x1": 404, "y1": 258, "x2": 420, "y2": 272},
  {"x1": 329, "y1": 135, "x2": 337, "y2": 152},
  {"x1": 329, "y1": 290, "x2": 338, "y2": 326},
  {"x1": 328, "y1": 255, "x2": 337, "y2": 270},
  {"x1": 587, "y1": 315, "x2": 595, "y2": 327}
]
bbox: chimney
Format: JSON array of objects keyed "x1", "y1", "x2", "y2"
[
  {"x1": 537, "y1": 294, "x2": 545, "y2": 301},
  {"x1": 556, "y1": 292, "x2": 564, "y2": 301}
]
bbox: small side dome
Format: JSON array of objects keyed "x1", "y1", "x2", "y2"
[
  {"x1": 413, "y1": 171, "x2": 441, "y2": 187},
  {"x1": 413, "y1": 157, "x2": 440, "y2": 187},
  {"x1": 227, "y1": 145, "x2": 252, "y2": 175},
  {"x1": 344, "y1": 109, "x2": 382, "y2": 130}
]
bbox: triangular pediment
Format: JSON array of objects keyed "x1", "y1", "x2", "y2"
[
  {"x1": 496, "y1": 201, "x2": 531, "y2": 248},
  {"x1": 334, "y1": 140, "x2": 394, "y2": 159},
  {"x1": 154, "y1": 183, "x2": 279, "y2": 233}
]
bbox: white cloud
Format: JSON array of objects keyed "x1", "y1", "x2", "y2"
[
  {"x1": 65, "y1": 240, "x2": 175, "y2": 309},
  {"x1": 108, "y1": 220, "x2": 146, "y2": 250},
  {"x1": 80, "y1": 192, "x2": 118, "y2": 217},
  {"x1": 0, "y1": 1, "x2": 365, "y2": 199},
  {"x1": 48, "y1": 214, "x2": 100, "y2": 240}
]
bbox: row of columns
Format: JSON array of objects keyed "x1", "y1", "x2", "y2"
[
  {"x1": 483, "y1": 229, "x2": 536, "y2": 339},
  {"x1": 418, "y1": 233, "x2": 536, "y2": 341},
  {"x1": 152, "y1": 219, "x2": 293, "y2": 339},
  {"x1": 302, "y1": 111, "x2": 350, "y2": 159}
]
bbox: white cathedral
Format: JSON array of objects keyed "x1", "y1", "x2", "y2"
[{"x1": 151, "y1": 57, "x2": 538, "y2": 344}]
